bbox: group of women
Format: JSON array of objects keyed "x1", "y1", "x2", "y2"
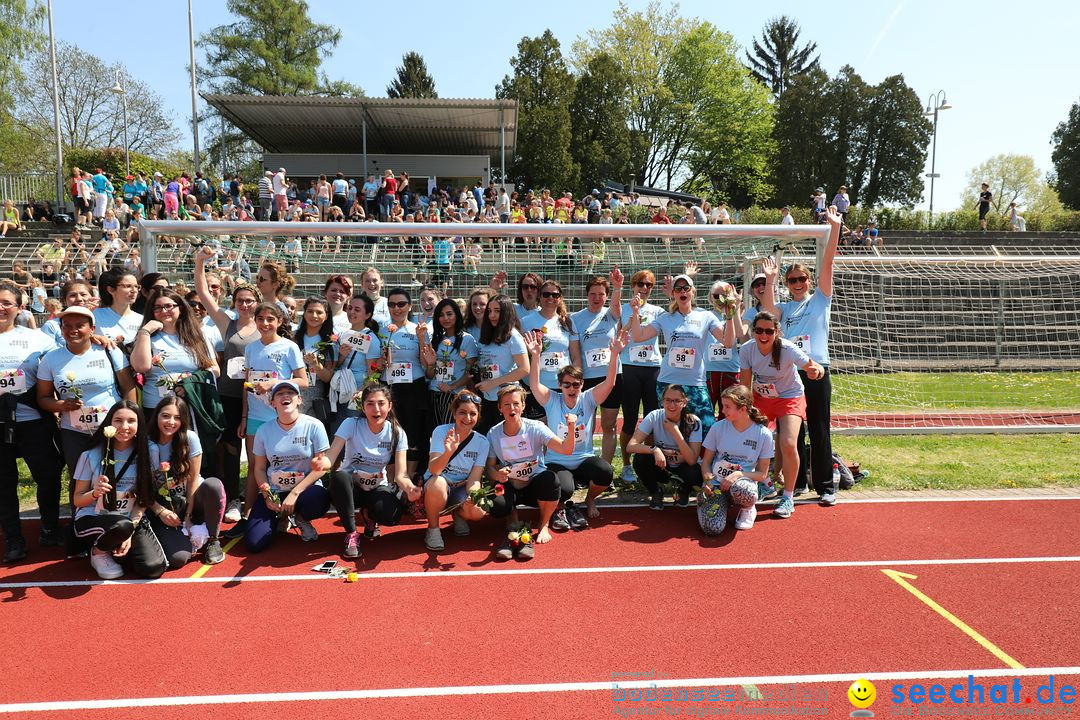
[{"x1": 0, "y1": 209, "x2": 842, "y2": 575}]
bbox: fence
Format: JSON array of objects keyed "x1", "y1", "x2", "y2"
[{"x1": 0, "y1": 173, "x2": 57, "y2": 206}]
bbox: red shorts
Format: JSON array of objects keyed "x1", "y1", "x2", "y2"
[{"x1": 753, "y1": 393, "x2": 806, "y2": 423}]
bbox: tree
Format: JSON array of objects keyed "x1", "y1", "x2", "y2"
[
  {"x1": 387, "y1": 52, "x2": 437, "y2": 99},
  {"x1": 744, "y1": 15, "x2": 820, "y2": 96},
  {"x1": 569, "y1": 53, "x2": 632, "y2": 192},
  {"x1": 856, "y1": 74, "x2": 931, "y2": 206},
  {"x1": 497, "y1": 30, "x2": 577, "y2": 192},
  {"x1": 1051, "y1": 99, "x2": 1080, "y2": 210},
  {"x1": 771, "y1": 68, "x2": 831, "y2": 204},
  {"x1": 963, "y1": 155, "x2": 1046, "y2": 214},
  {"x1": 0, "y1": 0, "x2": 45, "y2": 171},
  {"x1": 16, "y1": 40, "x2": 181, "y2": 155}
]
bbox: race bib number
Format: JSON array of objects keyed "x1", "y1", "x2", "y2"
[
  {"x1": 0, "y1": 369, "x2": 27, "y2": 395},
  {"x1": 434, "y1": 360, "x2": 455, "y2": 383},
  {"x1": 353, "y1": 470, "x2": 383, "y2": 489},
  {"x1": 662, "y1": 448, "x2": 681, "y2": 466},
  {"x1": 507, "y1": 461, "x2": 537, "y2": 484},
  {"x1": 339, "y1": 330, "x2": 372, "y2": 354},
  {"x1": 557, "y1": 422, "x2": 586, "y2": 445},
  {"x1": 712, "y1": 460, "x2": 740, "y2": 481},
  {"x1": 499, "y1": 434, "x2": 533, "y2": 462},
  {"x1": 708, "y1": 343, "x2": 731, "y2": 363},
  {"x1": 270, "y1": 471, "x2": 304, "y2": 492},
  {"x1": 585, "y1": 348, "x2": 610, "y2": 368},
  {"x1": 247, "y1": 371, "x2": 277, "y2": 406},
  {"x1": 226, "y1": 356, "x2": 246, "y2": 380},
  {"x1": 753, "y1": 380, "x2": 778, "y2": 398},
  {"x1": 387, "y1": 362, "x2": 413, "y2": 384},
  {"x1": 792, "y1": 335, "x2": 811, "y2": 355},
  {"x1": 100, "y1": 493, "x2": 134, "y2": 516},
  {"x1": 668, "y1": 347, "x2": 696, "y2": 369},
  {"x1": 630, "y1": 344, "x2": 658, "y2": 363},
  {"x1": 480, "y1": 363, "x2": 500, "y2": 382},
  {"x1": 539, "y1": 351, "x2": 567, "y2": 370},
  {"x1": 68, "y1": 405, "x2": 108, "y2": 434}
]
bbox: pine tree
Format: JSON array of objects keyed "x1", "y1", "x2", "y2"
[
  {"x1": 745, "y1": 16, "x2": 820, "y2": 96},
  {"x1": 387, "y1": 52, "x2": 438, "y2": 99}
]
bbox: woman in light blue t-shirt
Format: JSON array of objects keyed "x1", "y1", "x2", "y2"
[
  {"x1": 626, "y1": 384, "x2": 704, "y2": 511},
  {"x1": 475, "y1": 294, "x2": 530, "y2": 433}
]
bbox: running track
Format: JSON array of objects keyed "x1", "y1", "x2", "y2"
[{"x1": 2, "y1": 497, "x2": 1078, "y2": 718}]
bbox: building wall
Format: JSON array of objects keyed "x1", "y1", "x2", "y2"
[{"x1": 262, "y1": 154, "x2": 490, "y2": 185}]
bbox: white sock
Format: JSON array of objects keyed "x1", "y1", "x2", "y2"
[{"x1": 783, "y1": 490, "x2": 794, "y2": 499}]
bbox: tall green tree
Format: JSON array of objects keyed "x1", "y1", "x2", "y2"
[
  {"x1": 772, "y1": 68, "x2": 831, "y2": 204},
  {"x1": 744, "y1": 15, "x2": 820, "y2": 96},
  {"x1": 856, "y1": 74, "x2": 931, "y2": 206},
  {"x1": 1050, "y1": 99, "x2": 1080, "y2": 209},
  {"x1": 963, "y1": 155, "x2": 1046, "y2": 214},
  {"x1": 569, "y1": 53, "x2": 632, "y2": 192},
  {"x1": 497, "y1": 30, "x2": 577, "y2": 191},
  {"x1": 0, "y1": 0, "x2": 45, "y2": 171},
  {"x1": 387, "y1": 51, "x2": 437, "y2": 99}
]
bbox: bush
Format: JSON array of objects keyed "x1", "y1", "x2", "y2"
[{"x1": 730, "y1": 204, "x2": 1080, "y2": 232}]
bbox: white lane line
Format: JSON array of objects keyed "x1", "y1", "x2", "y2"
[
  {"x1": 3, "y1": 666, "x2": 1079, "y2": 713},
  {"x1": 3, "y1": 555, "x2": 1079, "y2": 590}
]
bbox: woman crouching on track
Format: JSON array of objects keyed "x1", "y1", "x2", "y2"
[
  {"x1": 484, "y1": 384, "x2": 576, "y2": 559},
  {"x1": 525, "y1": 330, "x2": 627, "y2": 530},
  {"x1": 145, "y1": 396, "x2": 226, "y2": 567},
  {"x1": 697, "y1": 385, "x2": 775, "y2": 535},
  {"x1": 72, "y1": 400, "x2": 163, "y2": 580},
  {"x1": 421, "y1": 392, "x2": 490, "y2": 552},
  {"x1": 326, "y1": 383, "x2": 416, "y2": 559},
  {"x1": 626, "y1": 384, "x2": 703, "y2": 510},
  {"x1": 245, "y1": 381, "x2": 331, "y2": 552},
  {"x1": 738, "y1": 311, "x2": 823, "y2": 520}
]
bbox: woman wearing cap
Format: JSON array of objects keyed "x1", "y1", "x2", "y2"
[
  {"x1": 130, "y1": 288, "x2": 219, "y2": 415},
  {"x1": 520, "y1": 279, "x2": 580, "y2": 420},
  {"x1": 39, "y1": 278, "x2": 96, "y2": 347},
  {"x1": 739, "y1": 311, "x2": 823, "y2": 519},
  {"x1": 93, "y1": 269, "x2": 143, "y2": 348},
  {"x1": 570, "y1": 270, "x2": 624, "y2": 463},
  {"x1": 419, "y1": 298, "x2": 478, "y2": 426},
  {"x1": 475, "y1": 294, "x2": 530, "y2": 433},
  {"x1": 705, "y1": 279, "x2": 746, "y2": 416},
  {"x1": 628, "y1": 273, "x2": 734, "y2": 436},
  {"x1": 421, "y1": 391, "x2": 489, "y2": 552},
  {"x1": 617, "y1": 270, "x2": 663, "y2": 485},
  {"x1": 761, "y1": 207, "x2": 841, "y2": 506},
  {"x1": 245, "y1": 380, "x2": 330, "y2": 552},
  {"x1": 326, "y1": 383, "x2": 415, "y2": 558},
  {"x1": 485, "y1": 384, "x2": 576, "y2": 557},
  {"x1": 626, "y1": 384, "x2": 704, "y2": 510}
]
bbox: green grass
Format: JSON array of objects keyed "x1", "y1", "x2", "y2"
[{"x1": 832, "y1": 371, "x2": 1080, "y2": 413}]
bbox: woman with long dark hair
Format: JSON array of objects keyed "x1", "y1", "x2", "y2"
[
  {"x1": 520, "y1": 279, "x2": 580, "y2": 420},
  {"x1": 419, "y1": 298, "x2": 478, "y2": 426},
  {"x1": 295, "y1": 297, "x2": 336, "y2": 429},
  {"x1": 381, "y1": 287, "x2": 431, "y2": 477},
  {"x1": 626, "y1": 384, "x2": 703, "y2": 510},
  {"x1": 422, "y1": 392, "x2": 488, "y2": 552},
  {"x1": 463, "y1": 288, "x2": 490, "y2": 341},
  {"x1": 332, "y1": 294, "x2": 383, "y2": 426},
  {"x1": 93, "y1": 269, "x2": 143, "y2": 347},
  {"x1": 475, "y1": 294, "x2": 529, "y2": 433}
]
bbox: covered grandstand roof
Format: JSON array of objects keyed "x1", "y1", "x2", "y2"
[{"x1": 202, "y1": 95, "x2": 517, "y2": 162}]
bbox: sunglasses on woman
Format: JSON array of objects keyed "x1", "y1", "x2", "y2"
[
  {"x1": 786, "y1": 276, "x2": 809, "y2": 285},
  {"x1": 541, "y1": 291, "x2": 561, "y2": 299},
  {"x1": 753, "y1": 327, "x2": 776, "y2": 336},
  {"x1": 387, "y1": 300, "x2": 410, "y2": 309}
]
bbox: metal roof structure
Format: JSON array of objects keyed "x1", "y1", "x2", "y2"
[{"x1": 202, "y1": 95, "x2": 517, "y2": 163}]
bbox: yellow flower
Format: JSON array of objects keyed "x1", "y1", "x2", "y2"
[
  {"x1": 345, "y1": 572, "x2": 359, "y2": 583},
  {"x1": 65, "y1": 371, "x2": 77, "y2": 382},
  {"x1": 519, "y1": 532, "x2": 531, "y2": 544}
]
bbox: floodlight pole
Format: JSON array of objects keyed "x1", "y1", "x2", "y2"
[
  {"x1": 924, "y1": 90, "x2": 951, "y2": 228},
  {"x1": 188, "y1": 0, "x2": 200, "y2": 174},
  {"x1": 47, "y1": 0, "x2": 64, "y2": 212}
]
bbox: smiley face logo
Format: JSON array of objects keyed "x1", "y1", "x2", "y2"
[{"x1": 848, "y1": 679, "x2": 877, "y2": 713}]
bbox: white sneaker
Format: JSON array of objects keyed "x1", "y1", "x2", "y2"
[
  {"x1": 734, "y1": 506, "x2": 757, "y2": 531},
  {"x1": 223, "y1": 498, "x2": 242, "y2": 523},
  {"x1": 90, "y1": 550, "x2": 124, "y2": 580}
]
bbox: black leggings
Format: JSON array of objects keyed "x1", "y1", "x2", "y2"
[
  {"x1": 390, "y1": 379, "x2": 431, "y2": 470},
  {"x1": 74, "y1": 513, "x2": 167, "y2": 578},
  {"x1": 632, "y1": 453, "x2": 702, "y2": 497},
  {"x1": 148, "y1": 477, "x2": 226, "y2": 569},
  {"x1": 330, "y1": 471, "x2": 405, "y2": 530},
  {"x1": 548, "y1": 457, "x2": 614, "y2": 501},
  {"x1": 478, "y1": 399, "x2": 501, "y2": 435},
  {"x1": 796, "y1": 367, "x2": 834, "y2": 495},
  {"x1": 0, "y1": 418, "x2": 63, "y2": 539},
  {"x1": 217, "y1": 394, "x2": 244, "y2": 500},
  {"x1": 488, "y1": 470, "x2": 560, "y2": 518},
  {"x1": 620, "y1": 365, "x2": 660, "y2": 436}
]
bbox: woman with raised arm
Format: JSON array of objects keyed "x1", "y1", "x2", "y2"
[
  {"x1": 526, "y1": 330, "x2": 626, "y2": 527},
  {"x1": 704, "y1": 279, "x2": 746, "y2": 416},
  {"x1": 738, "y1": 311, "x2": 824, "y2": 520},
  {"x1": 475, "y1": 294, "x2": 530, "y2": 433},
  {"x1": 520, "y1": 279, "x2": 580, "y2": 420},
  {"x1": 626, "y1": 384, "x2": 704, "y2": 510},
  {"x1": 326, "y1": 383, "x2": 416, "y2": 558},
  {"x1": 570, "y1": 270, "x2": 623, "y2": 463},
  {"x1": 761, "y1": 206, "x2": 841, "y2": 505}
]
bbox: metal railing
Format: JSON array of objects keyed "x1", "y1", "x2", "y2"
[{"x1": 0, "y1": 173, "x2": 57, "y2": 206}]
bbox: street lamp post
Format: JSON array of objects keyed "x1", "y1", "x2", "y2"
[
  {"x1": 924, "y1": 90, "x2": 952, "y2": 227},
  {"x1": 110, "y1": 70, "x2": 130, "y2": 177}
]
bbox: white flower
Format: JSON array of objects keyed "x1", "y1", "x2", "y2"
[{"x1": 102, "y1": 426, "x2": 117, "y2": 438}]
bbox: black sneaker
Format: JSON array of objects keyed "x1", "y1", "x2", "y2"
[
  {"x1": 516, "y1": 539, "x2": 535, "y2": 560},
  {"x1": 64, "y1": 527, "x2": 89, "y2": 559},
  {"x1": 223, "y1": 517, "x2": 247, "y2": 540},
  {"x1": 550, "y1": 508, "x2": 571, "y2": 532},
  {"x1": 4, "y1": 537, "x2": 27, "y2": 563},
  {"x1": 361, "y1": 509, "x2": 381, "y2": 539},
  {"x1": 565, "y1": 502, "x2": 588, "y2": 530},
  {"x1": 649, "y1": 495, "x2": 664, "y2": 511},
  {"x1": 39, "y1": 528, "x2": 62, "y2": 547},
  {"x1": 203, "y1": 537, "x2": 225, "y2": 565},
  {"x1": 494, "y1": 538, "x2": 514, "y2": 561},
  {"x1": 674, "y1": 490, "x2": 690, "y2": 508}
]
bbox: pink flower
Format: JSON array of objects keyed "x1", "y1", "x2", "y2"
[
  {"x1": 494, "y1": 483, "x2": 505, "y2": 496},
  {"x1": 150, "y1": 355, "x2": 163, "y2": 365},
  {"x1": 387, "y1": 323, "x2": 398, "y2": 333},
  {"x1": 330, "y1": 334, "x2": 339, "y2": 342},
  {"x1": 159, "y1": 462, "x2": 171, "y2": 473}
]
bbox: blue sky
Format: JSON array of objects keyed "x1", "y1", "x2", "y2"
[{"x1": 50, "y1": 0, "x2": 1075, "y2": 211}]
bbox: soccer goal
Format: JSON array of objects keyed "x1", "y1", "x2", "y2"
[{"x1": 137, "y1": 220, "x2": 1080, "y2": 434}]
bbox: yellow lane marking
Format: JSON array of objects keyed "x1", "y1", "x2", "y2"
[{"x1": 189, "y1": 537, "x2": 240, "y2": 579}]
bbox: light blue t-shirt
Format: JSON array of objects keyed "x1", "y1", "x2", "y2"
[
  {"x1": 73, "y1": 445, "x2": 138, "y2": 520},
  {"x1": 334, "y1": 328, "x2": 383, "y2": 399},
  {"x1": 620, "y1": 301, "x2": 662, "y2": 367},
  {"x1": 334, "y1": 416, "x2": 407, "y2": 488},
  {"x1": 571, "y1": 307, "x2": 620, "y2": 380},
  {"x1": 513, "y1": 302, "x2": 537, "y2": 324},
  {"x1": 0, "y1": 326, "x2": 53, "y2": 422},
  {"x1": 93, "y1": 307, "x2": 144, "y2": 344},
  {"x1": 253, "y1": 415, "x2": 330, "y2": 493},
  {"x1": 486, "y1": 418, "x2": 558, "y2": 488},
  {"x1": 477, "y1": 329, "x2": 528, "y2": 402},
  {"x1": 521, "y1": 313, "x2": 577, "y2": 389},
  {"x1": 426, "y1": 425, "x2": 489, "y2": 485},
  {"x1": 704, "y1": 311, "x2": 739, "y2": 374},
  {"x1": 778, "y1": 292, "x2": 831, "y2": 366},
  {"x1": 149, "y1": 430, "x2": 203, "y2": 503},
  {"x1": 652, "y1": 308, "x2": 723, "y2": 386},
  {"x1": 381, "y1": 322, "x2": 423, "y2": 385},
  {"x1": 371, "y1": 297, "x2": 390, "y2": 327},
  {"x1": 637, "y1": 408, "x2": 703, "y2": 468},
  {"x1": 701, "y1": 419, "x2": 774, "y2": 482},
  {"x1": 141, "y1": 331, "x2": 212, "y2": 410},
  {"x1": 433, "y1": 238, "x2": 452, "y2": 264},
  {"x1": 40, "y1": 317, "x2": 62, "y2": 346},
  {"x1": 37, "y1": 344, "x2": 127, "y2": 433},
  {"x1": 243, "y1": 337, "x2": 305, "y2": 423},
  {"x1": 427, "y1": 333, "x2": 478, "y2": 391},
  {"x1": 543, "y1": 389, "x2": 597, "y2": 469},
  {"x1": 738, "y1": 338, "x2": 811, "y2": 399}
]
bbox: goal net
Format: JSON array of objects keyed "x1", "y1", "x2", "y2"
[{"x1": 138, "y1": 220, "x2": 1080, "y2": 433}]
